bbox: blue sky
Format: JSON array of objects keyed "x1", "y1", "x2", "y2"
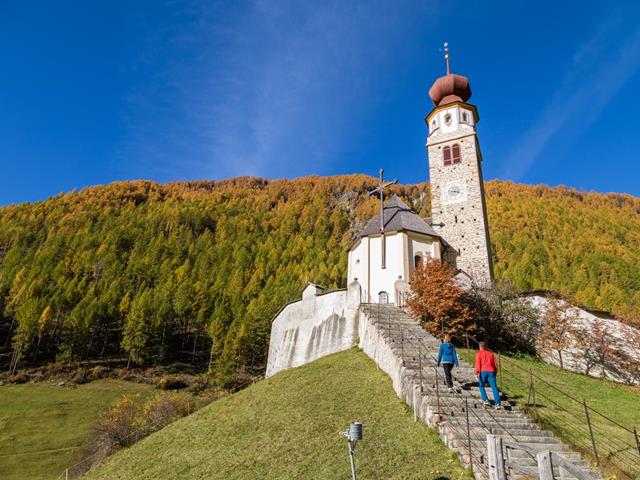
[{"x1": 2, "y1": 1, "x2": 640, "y2": 205}]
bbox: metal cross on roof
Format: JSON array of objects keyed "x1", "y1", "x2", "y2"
[{"x1": 368, "y1": 168, "x2": 397, "y2": 269}]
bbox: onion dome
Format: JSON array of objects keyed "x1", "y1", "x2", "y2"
[{"x1": 428, "y1": 73, "x2": 472, "y2": 107}]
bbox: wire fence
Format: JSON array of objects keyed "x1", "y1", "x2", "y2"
[{"x1": 463, "y1": 332, "x2": 640, "y2": 480}]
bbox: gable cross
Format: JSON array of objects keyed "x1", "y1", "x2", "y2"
[{"x1": 368, "y1": 168, "x2": 397, "y2": 269}]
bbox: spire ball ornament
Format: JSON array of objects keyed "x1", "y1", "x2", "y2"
[
  {"x1": 429, "y1": 41, "x2": 471, "y2": 107},
  {"x1": 440, "y1": 41, "x2": 451, "y2": 75}
]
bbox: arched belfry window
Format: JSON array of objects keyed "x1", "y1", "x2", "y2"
[
  {"x1": 443, "y1": 146, "x2": 452, "y2": 166},
  {"x1": 452, "y1": 143, "x2": 461, "y2": 164},
  {"x1": 378, "y1": 291, "x2": 389, "y2": 304},
  {"x1": 444, "y1": 144, "x2": 461, "y2": 166}
]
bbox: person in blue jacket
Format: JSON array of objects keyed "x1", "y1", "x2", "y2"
[{"x1": 437, "y1": 334, "x2": 459, "y2": 393}]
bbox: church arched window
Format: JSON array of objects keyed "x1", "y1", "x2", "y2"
[
  {"x1": 414, "y1": 254, "x2": 423, "y2": 268},
  {"x1": 452, "y1": 143, "x2": 461, "y2": 164},
  {"x1": 443, "y1": 146, "x2": 452, "y2": 166},
  {"x1": 378, "y1": 291, "x2": 389, "y2": 304}
]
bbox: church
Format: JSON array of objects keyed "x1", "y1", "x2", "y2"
[
  {"x1": 349, "y1": 62, "x2": 493, "y2": 305},
  {"x1": 266, "y1": 58, "x2": 494, "y2": 377}
]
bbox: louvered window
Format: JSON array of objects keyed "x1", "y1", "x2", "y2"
[
  {"x1": 452, "y1": 143, "x2": 461, "y2": 164},
  {"x1": 443, "y1": 146, "x2": 452, "y2": 166}
]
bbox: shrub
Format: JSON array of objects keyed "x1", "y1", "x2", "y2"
[
  {"x1": 187, "y1": 374, "x2": 210, "y2": 394},
  {"x1": 114, "y1": 368, "x2": 133, "y2": 381},
  {"x1": 92, "y1": 396, "x2": 142, "y2": 459},
  {"x1": 72, "y1": 368, "x2": 89, "y2": 384},
  {"x1": 89, "y1": 365, "x2": 111, "y2": 381},
  {"x1": 156, "y1": 375, "x2": 189, "y2": 390},
  {"x1": 468, "y1": 282, "x2": 541, "y2": 352},
  {"x1": 91, "y1": 392, "x2": 194, "y2": 464},
  {"x1": 142, "y1": 393, "x2": 191, "y2": 431},
  {"x1": 8, "y1": 372, "x2": 29, "y2": 384}
]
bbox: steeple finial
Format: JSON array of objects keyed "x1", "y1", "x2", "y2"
[{"x1": 440, "y1": 42, "x2": 450, "y2": 75}]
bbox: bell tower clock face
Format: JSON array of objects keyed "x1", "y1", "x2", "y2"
[{"x1": 442, "y1": 181, "x2": 467, "y2": 205}]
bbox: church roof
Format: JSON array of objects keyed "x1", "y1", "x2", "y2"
[{"x1": 356, "y1": 195, "x2": 441, "y2": 240}]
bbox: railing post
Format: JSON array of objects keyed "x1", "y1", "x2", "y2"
[
  {"x1": 497, "y1": 353, "x2": 503, "y2": 392},
  {"x1": 465, "y1": 332, "x2": 471, "y2": 364},
  {"x1": 527, "y1": 368, "x2": 534, "y2": 414},
  {"x1": 634, "y1": 427, "x2": 640, "y2": 457},
  {"x1": 418, "y1": 347, "x2": 424, "y2": 392},
  {"x1": 583, "y1": 400, "x2": 600, "y2": 467},
  {"x1": 487, "y1": 434, "x2": 506, "y2": 480},
  {"x1": 465, "y1": 397, "x2": 474, "y2": 473},
  {"x1": 536, "y1": 451, "x2": 554, "y2": 480},
  {"x1": 401, "y1": 329, "x2": 405, "y2": 364},
  {"x1": 434, "y1": 366, "x2": 441, "y2": 415}
]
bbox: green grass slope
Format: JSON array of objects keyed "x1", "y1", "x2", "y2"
[
  {"x1": 86, "y1": 349, "x2": 471, "y2": 480},
  {"x1": 460, "y1": 348, "x2": 640, "y2": 478},
  {"x1": 0, "y1": 380, "x2": 152, "y2": 480}
]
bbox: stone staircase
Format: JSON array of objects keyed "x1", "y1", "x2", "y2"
[{"x1": 358, "y1": 304, "x2": 602, "y2": 480}]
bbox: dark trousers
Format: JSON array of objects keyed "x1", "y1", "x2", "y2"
[{"x1": 442, "y1": 363, "x2": 454, "y2": 388}]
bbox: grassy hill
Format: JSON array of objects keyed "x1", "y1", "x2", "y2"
[
  {"x1": 0, "y1": 176, "x2": 638, "y2": 383},
  {"x1": 0, "y1": 379, "x2": 152, "y2": 480},
  {"x1": 85, "y1": 349, "x2": 471, "y2": 480}
]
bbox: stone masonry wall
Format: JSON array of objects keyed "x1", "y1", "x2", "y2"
[{"x1": 428, "y1": 128, "x2": 493, "y2": 285}]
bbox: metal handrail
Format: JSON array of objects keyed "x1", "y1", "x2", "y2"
[{"x1": 464, "y1": 332, "x2": 637, "y2": 436}]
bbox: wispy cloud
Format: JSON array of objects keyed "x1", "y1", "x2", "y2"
[
  {"x1": 501, "y1": 13, "x2": 640, "y2": 181},
  {"x1": 115, "y1": 0, "x2": 438, "y2": 182}
]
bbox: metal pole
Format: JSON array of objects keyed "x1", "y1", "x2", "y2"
[
  {"x1": 634, "y1": 427, "x2": 640, "y2": 457},
  {"x1": 583, "y1": 400, "x2": 600, "y2": 467},
  {"x1": 498, "y1": 353, "x2": 503, "y2": 392},
  {"x1": 401, "y1": 329, "x2": 405, "y2": 364},
  {"x1": 465, "y1": 332, "x2": 471, "y2": 364},
  {"x1": 348, "y1": 441, "x2": 357, "y2": 480},
  {"x1": 465, "y1": 397, "x2": 474, "y2": 472}
]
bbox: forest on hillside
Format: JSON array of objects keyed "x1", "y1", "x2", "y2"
[{"x1": 0, "y1": 175, "x2": 638, "y2": 384}]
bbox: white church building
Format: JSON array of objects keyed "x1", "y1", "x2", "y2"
[
  {"x1": 347, "y1": 194, "x2": 442, "y2": 306},
  {"x1": 267, "y1": 61, "x2": 494, "y2": 376}
]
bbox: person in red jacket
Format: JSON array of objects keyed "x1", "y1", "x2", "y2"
[{"x1": 475, "y1": 341, "x2": 501, "y2": 409}]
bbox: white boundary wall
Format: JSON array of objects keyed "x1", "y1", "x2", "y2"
[
  {"x1": 265, "y1": 281, "x2": 361, "y2": 377},
  {"x1": 528, "y1": 295, "x2": 640, "y2": 386}
]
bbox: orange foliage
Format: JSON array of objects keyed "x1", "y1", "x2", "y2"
[{"x1": 406, "y1": 259, "x2": 474, "y2": 338}]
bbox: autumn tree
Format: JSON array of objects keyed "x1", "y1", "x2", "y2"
[
  {"x1": 536, "y1": 298, "x2": 579, "y2": 370},
  {"x1": 407, "y1": 259, "x2": 474, "y2": 338}
]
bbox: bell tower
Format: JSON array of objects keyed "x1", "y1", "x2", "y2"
[{"x1": 425, "y1": 45, "x2": 493, "y2": 285}]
